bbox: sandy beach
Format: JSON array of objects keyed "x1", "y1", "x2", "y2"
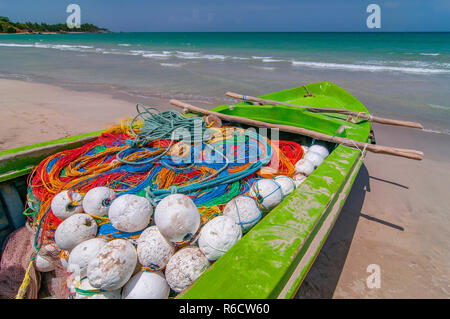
[{"x1": 0, "y1": 78, "x2": 449, "y2": 298}]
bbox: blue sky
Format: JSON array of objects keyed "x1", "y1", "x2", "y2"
[{"x1": 0, "y1": 0, "x2": 449, "y2": 32}]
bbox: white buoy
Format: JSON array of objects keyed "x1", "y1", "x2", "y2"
[
  {"x1": 74, "y1": 277, "x2": 121, "y2": 299},
  {"x1": 54, "y1": 214, "x2": 97, "y2": 251},
  {"x1": 295, "y1": 159, "x2": 315, "y2": 176},
  {"x1": 165, "y1": 247, "x2": 210, "y2": 293},
  {"x1": 87, "y1": 239, "x2": 137, "y2": 291},
  {"x1": 154, "y1": 194, "x2": 200, "y2": 243},
  {"x1": 309, "y1": 144, "x2": 329, "y2": 158},
  {"x1": 198, "y1": 215, "x2": 242, "y2": 261},
  {"x1": 137, "y1": 226, "x2": 175, "y2": 270},
  {"x1": 223, "y1": 196, "x2": 261, "y2": 232},
  {"x1": 35, "y1": 251, "x2": 55, "y2": 272},
  {"x1": 273, "y1": 175, "x2": 296, "y2": 197},
  {"x1": 82, "y1": 187, "x2": 116, "y2": 217},
  {"x1": 249, "y1": 178, "x2": 283, "y2": 211},
  {"x1": 122, "y1": 271, "x2": 170, "y2": 299},
  {"x1": 304, "y1": 151, "x2": 324, "y2": 167},
  {"x1": 68, "y1": 238, "x2": 108, "y2": 277},
  {"x1": 51, "y1": 190, "x2": 83, "y2": 220},
  {"x1": 301, "y1": 145, "x2": 309, "y2": 154},
  {"x1": 108, "y1": 194, "x2": 152, "y2": 233},
  {"x1": 34, "y1": 244, "x2": 61, "y2": 272},
  {"x1": 293, "y1": 174, "x2": 307, "y2": 187}
]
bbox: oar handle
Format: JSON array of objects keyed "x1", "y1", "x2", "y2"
[
  {"x1": 370, "y1": 116, "x2": 423, "y2": 129},
  {"x1": 226, "y1": 91, "x2": 424, "y2": 130},
  {"x1": 170, "y1": 99, "x2": 424, "y2": 161}
]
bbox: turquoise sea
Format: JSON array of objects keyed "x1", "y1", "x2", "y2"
[{"x1": 0, "y1": 32, "x2": 449, "y2": 134}]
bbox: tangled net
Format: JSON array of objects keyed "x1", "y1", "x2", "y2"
[{"x1": 24, "y1": 106, "x2": 304, "y2": 295}]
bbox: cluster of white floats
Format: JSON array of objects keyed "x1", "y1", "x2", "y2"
[{"x1": 34, "y1": 144, "x2": 329, "y2": 299}]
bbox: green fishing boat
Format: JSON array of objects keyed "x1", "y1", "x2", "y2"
[{"x1": 0, "y1": 81, "x2": 372, "y2": 298}]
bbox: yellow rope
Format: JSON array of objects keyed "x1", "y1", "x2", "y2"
[{"x1": 15, "y1": 260, "x2": 34, "y2": 299}]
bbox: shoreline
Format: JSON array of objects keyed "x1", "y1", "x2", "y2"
[{"x1": 0, "y1": 77, "x2": 449, "y2": 298}]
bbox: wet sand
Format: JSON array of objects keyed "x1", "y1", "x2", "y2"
[{"x1": 0, "y1": 78, "x2": 449, "y2": 298}]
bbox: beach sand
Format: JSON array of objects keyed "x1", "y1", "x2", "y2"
[{"x1": 0, "y1": 78, "x2": 449, "y2": 298}]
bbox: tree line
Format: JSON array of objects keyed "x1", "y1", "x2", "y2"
[{"x1": 0, "y1": 16, "x2": 109, "y2": 33}]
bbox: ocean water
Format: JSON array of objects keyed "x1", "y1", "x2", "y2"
[{"x1": 0, "y1": 32, "x2": 449, "y2": 134}]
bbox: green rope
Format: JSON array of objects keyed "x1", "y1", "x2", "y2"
[
  {"x1": 116, "y1": 104, "x2": 213, "y2": 165},
  {"x1": 200, "y1": 181, "x2": 241, "y2": 207}
]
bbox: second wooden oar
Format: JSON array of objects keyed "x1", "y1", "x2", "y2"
[
  {"x1": 170, "y1": 99, "x2": 424, "y2": 161},
  {"x1": 226, "y1": 92, "x2": 423, "y2": 130}
]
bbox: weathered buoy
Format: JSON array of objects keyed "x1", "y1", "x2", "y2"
[
  {"x1": 223, "y1": 196, "x2": 261, "y2": 232},
  {"x1": 35, "y1": 251, "x2": 55, "y2": 272},
  {"x1": 34, "y1": 244, "x2": 61, "y2": 272},
  {"x1": 165, "y1": 247, "x2": 210, "y2": 293},
  {"x1": 154, "y1": 194, "x2": 200, "y2": 243},
  {"x1": 87, "y1": 239, "x2": 137, "y2": 291},
  {"x1": 74, "y1": 277, "x2": 121, "y2": 299},
  {"x1": 293, "y1": 174, "x2": 307, "y2": 187},
  {"x1": 108, "y1": 194, "x2": 152, "y2": 232},
  {"x1": 304, "y1": 151, "x2": 324, "y2": 167},
  {"x1": 295, "y1": 158, "x2": 315, "y2": 176},
  {"x1": 273, "y1": 175, "x2": 296, "y2": 197},
  {"x1": 51, "y1": 190, "x2": 83, "y2": 220},
  {"x1": 54, "y1": 214, "x2": 97, "y2": 250},
  {"x1": 249, "y1": 178, "x2": 283, "y2": 211},
  {"x1": 198, "y1": 215, "x2": 242, "y2": 261},
  {"x1": 122, "y1": 271, "x2": 170, "y2": 299},
  {"x1": 309, "y1": 144, "x2": 329, "y2": 158},
  {"x1": 82, "y1": 187, "x2": 116, "y2": 217},
  {"x1": 68, "y1": 238, "x2": 108, "y2": 277},
  {"x1": 137, "y1": 226, "x2": 175, "y2": 270}
]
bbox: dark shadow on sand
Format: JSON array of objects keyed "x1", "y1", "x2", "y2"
[
  {"x1": 295, "y1": 163, "x2": 370, "y2": 299},
  {"x1": 360, "y1": 213, "x2": 404, "y2": 231},
  {"x1": 369, "y1": 175, "x2": 409, "y2": 189}
]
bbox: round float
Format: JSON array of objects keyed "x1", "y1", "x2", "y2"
[
  {"x1": 154, "y1": 194, "x2": 200, "y2": 243},
  {"x1": 54, "y1": 214, "x2": 97, "y2": 251},
  {"x1": 223, "y1": 196, "x2": 261, "y2": 233},
  {"x1": 51, "y1": 190, "x2": 83, "y2": 220},
  {"x1": 249, "y1": 178, "x2": 283, "y2": 211},
  {"x1": 137, "y1": 226, "x2": 175, "y2": 270},
  {"x1": 165, "y1": 247, "x2": 210, "y2": 292},
  {"x1": 87, "y1": 239, "x2": 137, "y2": 291},
  {"x1": 82, "y1": 187, "x2": 116, "y2": 217},
  {"x1": 122, "y1": 271, "x2": 170, "y2": 299},
  {"x1": 198, "y1": 215, "x2": 242, "y2": 260},
  {"x1": 108, "y1": 194, "x2": 153, "y2": 233}
]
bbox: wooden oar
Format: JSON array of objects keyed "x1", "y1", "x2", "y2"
[
  {"x1": 226, "y1": 92, "x2": 424, "y2": 130},
  {"x1": 170, "y1": 99, "x2": 424, "y2": 161}
]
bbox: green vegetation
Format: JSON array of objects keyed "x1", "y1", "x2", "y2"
[{"x1": 0, "y1": 16, "x2": 109, "y2": 33}]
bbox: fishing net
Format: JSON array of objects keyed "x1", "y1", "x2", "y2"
[
  {"x1": 0, "y1": 225, "x2": 40, "y2": 299},
  {"x1": 20, "y1": 105, "x2": 305, "y2": 298}
]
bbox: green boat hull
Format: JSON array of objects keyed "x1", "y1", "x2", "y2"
[{"x1": 0, "y1": 81, "x2": 370, "y2": 298}]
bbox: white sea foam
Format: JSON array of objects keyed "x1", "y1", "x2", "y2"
[
  {"x1": 175, "y1": 52, "x2": 227, "y2": 60},
  {"x1": 0, "y1": 42, "x2": 94, "y2": 52},
  {"x1": 420, "y1": 53, "x2": 440, "y2": 56},
  {"x1": 160, "y1": 63, "x2": 185, "y2": 67},
  {"x1": 262, "y1": 58, "x2": 284, "y2": 63},
  {"x1": 291, "y1": 60, "x2": 450, "y2": 74},
  {"x1": 250, "y1": 66, "x2": 277, "y2": 71},
  {"x1": 423, "y1": 128, "x2": 450, "y2": 136},
  {"x1": 118, "y1": 43, "x2": 131, "y2": 47},
  {"x1": 252, "y1": 56, "x2": 271, "y2": 59}
]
